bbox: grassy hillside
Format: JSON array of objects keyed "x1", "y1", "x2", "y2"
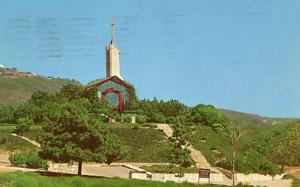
[
  {"x1": 188, "y1": 120, "x2": 300, "y2": 174},
  {"x1": 0, "y1": 76, "x2": 80, "y2": 105},
  {"x1": 106, "y1": 123, "x2": 171, "y2": 163},
  {"x1": 0, "y1": 123, "x2": 171, "y2": 163},
  {"x1": 0, "y1": 124, "x2": 40, "y2": 153},
  {"x1": 240, "y1": 120, "x2": 300, "y2": 165},
  {"x1": 219, "y1": 108, "x2": 293, "y2": 126}
]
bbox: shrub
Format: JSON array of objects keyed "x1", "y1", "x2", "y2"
[
  {"x1": 15, "y1": 117, "x2": 33, "y2": 135},
  {"x1": 136, "y1": 115, "x2": 147, "y2": 124},
  {"x1": 114, "y1": 114, "x2": 121, "y2": 122},
  {"x1": 9, "y1": 152, "x2": 48, "y2": 170},
  {"x1": 0, "y1": 105, "x2": 15, "y2": 123},
  {"x1": 235, "y1": 149, "x2": 280, "y2": 174},
  {"x1": 122, "y1": 115, "x2": 132, "y2": 123},
  {"x1": 166, "y1": 116, "x2": 177, "y2": 124},
  {"x1": 190, "y1": 104, "x2": 227, "y2": 128},
  {"x1": 149, "y1": 112, "x2": 166, "y2": 123},
  {"x1": 103, "y1": 134, "x2": 128, "y2": 164}
]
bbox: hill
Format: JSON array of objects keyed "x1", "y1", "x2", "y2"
[
  {"x1": 219, "y1": 108, "x2": 293, "y2": 126},
  {"x1": 188, "y1": 119, "x2": 300, "y2": 174},
  {"x1": 0, "y1": 66, "x2": 80, "y2": 105}
]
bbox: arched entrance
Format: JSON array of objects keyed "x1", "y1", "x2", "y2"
[{"x1": 101, "y1": 87, "x2": 124, "y2": 112}]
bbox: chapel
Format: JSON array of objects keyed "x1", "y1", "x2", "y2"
[{"x1": 84, "y1": 19, "x2": 130, "y2": 112}]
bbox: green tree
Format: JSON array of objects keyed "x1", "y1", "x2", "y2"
[
  {"x1": 29, "y1": 91, "x2": 54, "y2": 123},
  {"x1": 149, "y1": 112, "x2": 166, "y2": 123},
  {"x1": 30, "y1": 91, "x2": 53, "y2": 107},
  {"x1": 39, "y1": 98, "x2": 110, "y2": 175},
  {"x1": 138, "y1": 98, "x2": 188, "y2": 123},
  {"x1": 13, "y1": 91, "x2": 55, "y2": 124},
  {"x1": 136, "y1": 115, "x2": 147, "y2": 124},
  {"x1": 166, "y1": 116, "x2": 178, "y2": 124},
  {"x1": 216, "y1": 121, "x2": 240, "y2": 186},
  {"x1": 169, "y1": 123, "x2": 192, "y2": 177},
  {"x1": 122, "y1": 115, "x2": 132, "y2": 123},
  {"x1": 158, "y1": 99, "x2": 188, "y2": 118},
  {"x1": 14, "y1": 102, "x2": 33, "y2": 122},
  {"x1": 125, "y1": 84, "x2": 139, "y2": 111},
  {"x1": 60, "y1": 84, "x2": 83, "y2": 101},
  {"x1": 190, "y1": 104, "x2": 227, "y2": 128},
  {"x1": 102, "y1": 133, "x2": 128, "y2": 164},
  {"x1": 15, "y1": 117, "x2": 33, "y2": 135},
  {"x1": 83, "y1": 86, "x2": 115, "y2": 120},
  {"x1": 273, "y1": 124, "x2": 300, "y2": 171}
]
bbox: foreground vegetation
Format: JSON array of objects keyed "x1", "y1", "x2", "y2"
[
  {"x1": 1, "y1": 120, "x2": 299, "y2": 176},
  {"x1": 0, "y1": 172, "x2": 250, "y2": 187},
  {"x1": 188, "y1": 125, "x2": 279, "y2": 174},
  {"x1": 0, "y1": 123, "x2": 171, "y2": 163},
  {"x1": 188, "y1": 120, "x2": 300, "y2": 174}
]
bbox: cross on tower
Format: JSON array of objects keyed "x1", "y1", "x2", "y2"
[{"x1": 111, "y1": 18, "x2": 115, "y2": 43}]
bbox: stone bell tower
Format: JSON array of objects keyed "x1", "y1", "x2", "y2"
[{"x1": 106, "y1": 18, "x2": 123, "y2": 80}]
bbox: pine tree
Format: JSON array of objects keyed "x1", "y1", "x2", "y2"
[
  {"x1": 169, "y1": 123, "x2": 192, "y2": 177},
  {"x1": 38, "y1": 98, "x2": 125, "y2": 175}
]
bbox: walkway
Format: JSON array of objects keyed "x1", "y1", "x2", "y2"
[
  {"x1": 11, "y1": 133, "x2": 41, "y2": 148},
  {"x1": 155, "y1": 123, "x2": 211, "y2": 169}
]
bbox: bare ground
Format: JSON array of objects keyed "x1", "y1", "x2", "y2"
[
  {"x1": 155, "y1": 123, "x2": 212, "y2": 169},
  {"x1": 285, "y1": 166, "x2": 300, "y2": 179}
]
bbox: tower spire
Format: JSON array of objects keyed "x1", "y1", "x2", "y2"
[
  {"x1": 111, "y1": 18, "x2": 115, "y2": 43},
  {"x1": 106, "y1": 17, "x2": 122, "y2": 80}
]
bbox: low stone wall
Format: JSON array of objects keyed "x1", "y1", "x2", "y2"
[
  {"x1": 50, "y1": 162, "x2": 169, "y2": 168},
  {"x1": 114, "y1": 162, "x2": 169, "y2": 167},
  {"x1": 236, "y1": 173, "x2": 285, "y2": 183},
  {"x1": 48, "y1": 163, "x2": 83, "y2": 175},
  {"x1": 131, "y1": 173, "x2": 223, "y2": 184},
  {"x1": 130, "y1": 172, "x2": 150, "y2": 180},
  {"x1": 131, "y1": 172, "x2": 286, "y2": 185},
  {"x1": 210, "y1": 173, "x2": 224, "y2": 183}
]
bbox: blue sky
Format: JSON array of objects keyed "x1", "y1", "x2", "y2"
[{"x1": 0, "y1": 0, "x2": 300, "y2": 117}]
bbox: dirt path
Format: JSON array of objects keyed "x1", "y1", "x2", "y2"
[
  {"x1": 0, "y1": 165, "x2": 43, "y2": 173},
  {"x1": 187, "y1": 144, "x2": 211, "y2": 168},
  {"x1": 11, "y1": 133, "x2": 41, "y2": 148},
  {"x1": 156, "y1": 124, "x2": 173, "y2": 137},
  {"x1": 285, "y1": 166, "x2": 300, "y2": 179},
  {"x1": 155, "y1": 124, "x2": 211, "y2": 169},
  {"x1": 0, "y1": 153, "x2": 9, "y2": 165}
]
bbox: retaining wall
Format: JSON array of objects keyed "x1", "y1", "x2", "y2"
[
  {"x1": 236, "y1": 173, "x2": 285, "y2": 183},
  {"x1": 130, "y1": 172, "x2": 223, "y2": 184}
]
